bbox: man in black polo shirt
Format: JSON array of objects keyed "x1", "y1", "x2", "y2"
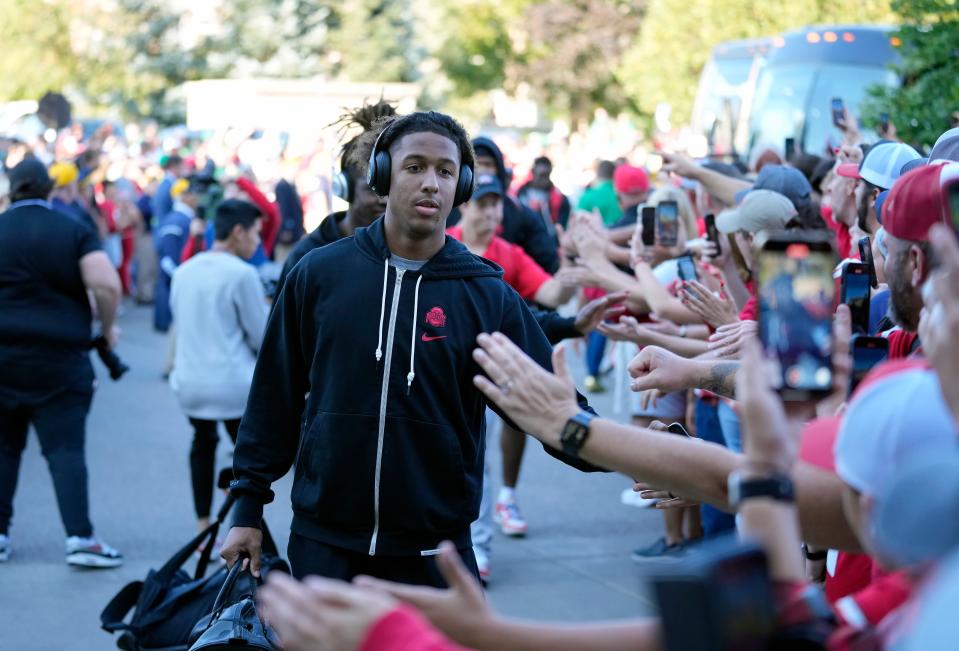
[{"x1": 0, "y1": 159, "x2": 124, "y2": 567}]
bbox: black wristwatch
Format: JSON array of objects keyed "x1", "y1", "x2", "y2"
[
  {"x1": 727, "y1": 471, "x2": 795, "y2": 509},
  {"x1": 560, "y1": 410, "x2": 596, "y2": 458}
]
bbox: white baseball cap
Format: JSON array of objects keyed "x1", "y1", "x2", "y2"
[
  {"x1": 715, "y1": 189, "x2": 797, "y2": 234},
  {"x1": 836, "y1": 141, "x2": 923, "y2": 190},
  {"x1": 835, "y1": 365, "x2": 958, "y2": 497}
]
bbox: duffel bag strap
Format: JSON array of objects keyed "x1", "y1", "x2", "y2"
[
  {"x1": 100, "y1": 580, "x2": 144, "y2": 632},
  {"x1": 156, "y1": 521, "x2": 221, "y2": 583}
]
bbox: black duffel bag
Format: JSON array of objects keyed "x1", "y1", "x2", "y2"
[
  {"x1": 100, "y1": 494, "x2": 287, "y2": 651},
  {"x1": 187, "y1": 559, "x2": 281, "y2": 650}
]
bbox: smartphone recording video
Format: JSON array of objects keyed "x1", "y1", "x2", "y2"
[
  {"x1": 849, "y1": 335, "x2": 889, "y2": 395},
  {"x1": 656, "y1": 201, "x2": 679, "y2": 247},
  {"x1": 858, "y1": 236, "x2": 877, "y2": 288},
  {"x1": 784, "y1": 137, "x2": 795, "y2": 161},
  {"x1": 641, "y1": 205, "x2": 656, "y2": 246},
  {"x1": 704, "y1": 213, "x2": 722, "y2": 256},
  {"x1": 676, "y1": 254, "x2": 698, "y2": 282},
  {"x1": 758, "y1": 234, "x2": 835, "y2": 400},
  {"x1": 831, "y1": 97, "x2": 845, "y2": 128},
  {"x1": 840, "y1": 262, "x2": 871, "y2": 334}
]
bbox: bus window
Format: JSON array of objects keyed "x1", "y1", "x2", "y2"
[{"x1": 804, "y1": 65, "x2": 900, "y2": 153}]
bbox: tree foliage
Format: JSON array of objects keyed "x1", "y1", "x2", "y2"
[
  {"x1": 434, "y1": 0, "x2": 642, "y2": 125},
  {"x1": 861, "y1": 0, "x2": 959, "y2": 148},
  {"x1": 618, "y1": 0, "x2": 896, "y2": 126}
]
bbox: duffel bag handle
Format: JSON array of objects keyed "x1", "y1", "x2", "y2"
[
  {"x1": 100, "y1": 580, "x2": 144, "y2": 632},
  {"x1": 210, "y1": 554, "x2": 250, "y2": 620}
]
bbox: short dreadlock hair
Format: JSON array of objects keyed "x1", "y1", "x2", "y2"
[
  {"x1": 348, "y1": 111, "x2": 475, "y2": 178},
  {"x1": 330, "y1": 99, "x2": 398, "y2": 178}
]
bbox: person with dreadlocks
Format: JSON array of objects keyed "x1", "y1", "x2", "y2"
[
  {"x1": 222, "y1": 111, "x2": 603, "y2": 586},
  {"x1": 274, "y1": 100, "x2": 395, "y2": 294}
]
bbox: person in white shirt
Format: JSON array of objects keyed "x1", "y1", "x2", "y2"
[{"x1": 170, "y1": 199, "x2": 268, "y2": 532}]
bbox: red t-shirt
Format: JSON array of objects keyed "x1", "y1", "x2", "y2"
[
  {"x1": 884, "y1": 329, "x2": 921, "y2": 359},
  {"x1": 361, "y1": 605, "x2": 469, "y2": 651},
  {"x1": 447, "y1": 226, "x2": 550, "y2": 301}
]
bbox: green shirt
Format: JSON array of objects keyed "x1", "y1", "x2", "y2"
[{"x1": 577, "y1": 180, "x2": 622, "y2": 227}]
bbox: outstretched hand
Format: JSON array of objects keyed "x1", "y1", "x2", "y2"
[
  {"x1": 257, "y1": 572, "x2": 396, "y2": 651},
  {"x1": 627, "y1": 345, "x2": 695, "y2": 394},
  {"x1": 472, "y1": 333, "x2": 580, "y2": 441},
  {"x1": 574, "y1": 290, "x2": 628, "y2": 335},
  {"x1": 353, "y1": 541, "x2": 492, "y2": 649},
  {"x1": 736, "y1": 338, "x2": 808, "y2": 471},
  {"x1": 680, "y1": 279, "x2": 738, "y2": 328}
]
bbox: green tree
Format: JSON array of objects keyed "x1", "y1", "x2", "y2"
[
  {"x1": 434, "y1": 0, "x2": 642, "y2": 125},
  {"x1": 0, "y1": 0, "x2": 84, "y2": 101},
  {"x1": 325, "y1": 0, "x2": 417, "y2": 82},
  {"x1": 861, "y1": 0, "x2": 959, "y2": 148},
  {"x1": 519, "y1": 0, "x2": 643, "y2": 125},
  {"x1": 619, "y1": 0, "x2": 896, "y2": 127}
]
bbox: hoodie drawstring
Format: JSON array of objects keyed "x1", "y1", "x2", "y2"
[
  {"x1": 374, "y1": 258, "x2": 389, "y2": 362},
  {"x1": 407, "y1": 274, "x2": 423, "y2": 394}
]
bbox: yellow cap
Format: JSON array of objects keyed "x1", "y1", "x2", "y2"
[
  {"x1": 48, "y1": 162, "x2": 79, "y2": 188},
  {"x1": 170, "y1": 178, "x2": 190, "y2": 199}
]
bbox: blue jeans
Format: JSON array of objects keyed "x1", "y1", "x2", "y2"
[
  {"x1": 586, "y1": 332, "x2": 607, "y2": 376},
  {"x1": 694, "y1": 399, "x2": 736, "y2": 537},
  {"x1": 718, "y1": 401, "x2": 743, "y2": 453}
]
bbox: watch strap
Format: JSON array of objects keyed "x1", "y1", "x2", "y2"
[
  {"x1": 729, "y1": 472, "x2": 795, "y2": 507},
  {"x1": 560, "y1": 410, "x2": 595, "y2": 458}
]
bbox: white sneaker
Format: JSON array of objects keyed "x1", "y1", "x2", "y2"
[
  {"x1": 65, "y1": 536, "x2": 123, "y2": 568},
  {"x1": 0, "y1": 534, "x2": 10, "y2": 562},
  {"x1": 473, "y1": 545, "x2": 490, "y2": 585},
  {"x1": 493, "y1": 498, "x2": 528, "y2": 537},
  {"x1": 620, "y1": 486, "x2": 657, "y2": 508}
]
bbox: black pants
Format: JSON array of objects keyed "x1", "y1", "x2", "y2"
[
  {"x1": 188, "y1": 417, "x2": 240, "y2": 519},
  {"x1": 287, "y1": 531, "x2": 480, "y2": 588},
  {"x1": 0, "y1": 383, "x2": 95, "y2": 538}
]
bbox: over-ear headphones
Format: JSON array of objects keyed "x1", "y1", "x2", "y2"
[
  {"x1": 366, "y1": 120, "x2": 475, "y2": 207},
  {"x1": 332, "y1": 166, "x2": 353, "y2": 203}
]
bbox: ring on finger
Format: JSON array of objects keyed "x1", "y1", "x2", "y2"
[{"x1": 502, "y1": 379, "x2": 515, "y2": 396}]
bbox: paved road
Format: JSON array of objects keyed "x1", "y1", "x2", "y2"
[{"x1": 2, "y1": 302, "x2": 665, "y2": 650}]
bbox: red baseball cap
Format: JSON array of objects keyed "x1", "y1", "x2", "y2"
[
  {"x1": 882, "y1": 162, "x2": 950, "y2": 242},
  {"x1": 613, "y1": 164, "x2": 649, "y2": 195}
]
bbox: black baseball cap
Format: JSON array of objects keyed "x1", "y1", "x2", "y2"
[
  {"x1": 471, "y1": 173, "x2": 504, "y2": 201},
  {"x1": 8, "y1": 158, "x2": 53, "y2": 198}
]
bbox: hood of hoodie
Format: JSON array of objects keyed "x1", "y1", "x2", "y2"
[
  {"x1": 471, "y1": 136, "x2": 508, "y2": 189},
  {"x1": 354, "y1": 216, "x2": 504, "y2": 281}
]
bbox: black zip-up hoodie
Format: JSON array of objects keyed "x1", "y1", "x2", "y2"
[{"x1": 231, "y1": 217, "x2": 599, "y2": 556}]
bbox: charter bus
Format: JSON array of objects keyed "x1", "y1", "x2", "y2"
[
  {"x1": 741, "y1": 25, "x2": 900, "y2": 157},
  {"x1": 691, "y1": 37, "x2": 771, "y2": 156}
]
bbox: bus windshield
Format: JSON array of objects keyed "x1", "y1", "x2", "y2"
[{"x1": 748, "y1": 63, "x2": 898, "y2": 155}]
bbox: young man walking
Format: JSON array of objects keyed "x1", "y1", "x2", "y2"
[
  {"x1": 222, "y1": 111, "x2": 598, "y2": 586},
  {"x1": 169, "y1": 199, "x2": 268, "y2": 534}
]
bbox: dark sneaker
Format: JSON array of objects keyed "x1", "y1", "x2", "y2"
[
  {"x1": 584, "y1": 375, "x2": 606, "y2": 393},
  {"x1": 65, "y1": 536, "x2": 123, "y2": 568},
  {"x1": 631, "y1": 537, "x2": 684, "y2": 562}
]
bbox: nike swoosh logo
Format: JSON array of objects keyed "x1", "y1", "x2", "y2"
[{"x1": 421, "y1": 333, "x2": 447, "y2": 342}]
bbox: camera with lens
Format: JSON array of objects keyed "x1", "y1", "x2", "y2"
[{"x1": 651, "y1": 534, "x2": 826, "y2": 651}]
